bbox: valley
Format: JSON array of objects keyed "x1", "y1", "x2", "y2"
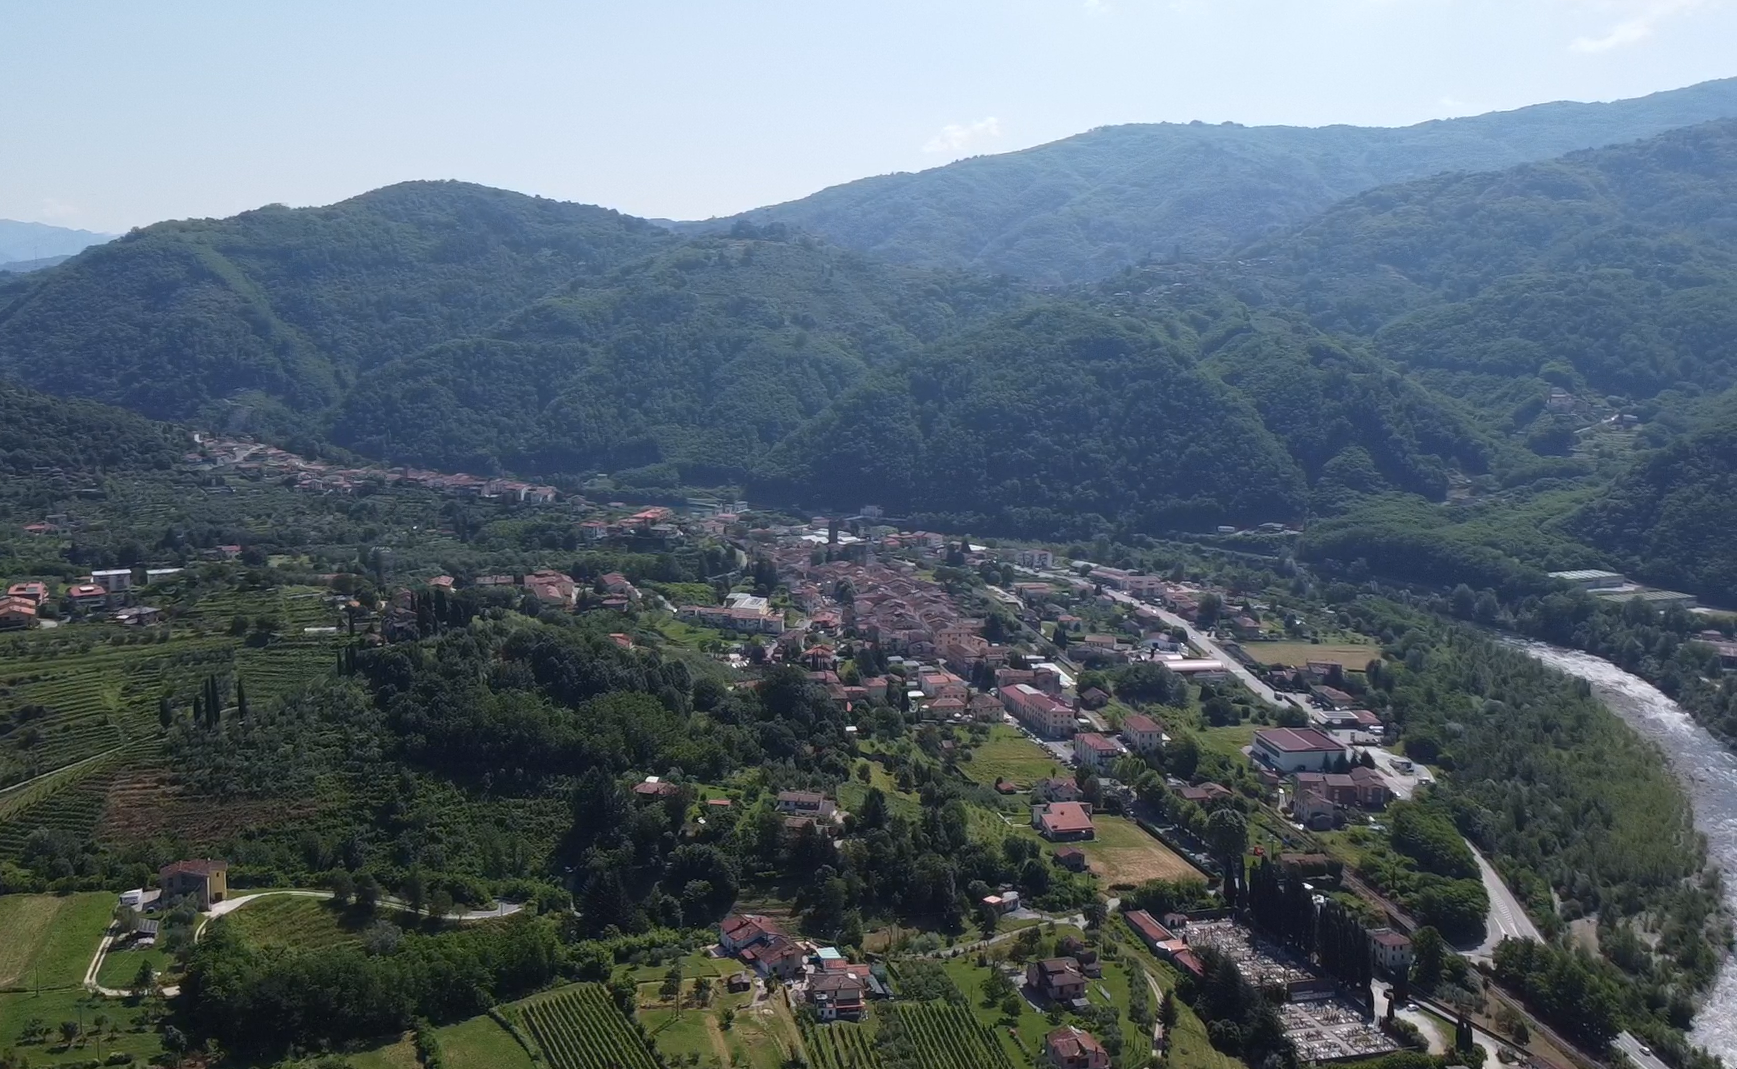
[{"x1": 0, "y1": 64, "x2": 1735, "y2": 1069}]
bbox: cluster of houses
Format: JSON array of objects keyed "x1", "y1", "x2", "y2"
[
  {"x1": 1, "y1": 567, "x2": 178, "y2": 629},
  {"x1": 185, "y1": 435, "x2": 561, "y2": 503},
  {"x1": 1247, "y1": 727, "x2": 1392, "y2": 829},
  {"x1": 716, "y1": 913, "x2": 887, "y2": 1020}
]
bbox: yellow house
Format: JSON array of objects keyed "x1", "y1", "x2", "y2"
[{"x1": 159, "y1": 859, "x2": 228, "y2": 909}]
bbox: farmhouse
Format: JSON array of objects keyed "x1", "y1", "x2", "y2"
[
  {"x1": 1026, "y1": 957, "x2": 1088, "y2": 1003},
  {"x1": 1045, "y1": 1026, "x2": 1110, "y2": 1069},
  {"x1": 718, "y1": 913, "x2": 782, "y2": 955},
  {"x1": 805, "y1": 971, "x2": 866, "y2": 1021},
  {"x1": 159, "y1": 858, "x2": 228, "y2": 909},
  {"x1": 1251, "y1": 727, "x2": 1346, "y2": 774},
  {"x1": 776, "y1": 791, "x2": 838, "y2": 822}
]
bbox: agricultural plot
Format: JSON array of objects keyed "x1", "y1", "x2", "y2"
[
  {"x1": 881, "y1": 1001, "x2": 1014, "y2": 1069},
  {"x1": 219, "y1": 894, "x2": 397, "y2": 950},
  {"x1": 801, "y1": 1014, "x2": 880, "y2": 1069},
  {"x1": 1078, "y1": 816, "x2": 1205, "y2": 886},
  {"x1": 517, "y1": 983, "x2": 659, "y2": 1069},
  {"x1": 1241, "y1": 640, "x2": 1378, "y2": 670},
  {"x1": 0, "y1": 892, "x2": 115, "y2": 991},
  {"x1": 0, "y1": 744, "x2": 152, "y2": 860}
]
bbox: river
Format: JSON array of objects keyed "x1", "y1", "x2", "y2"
[{"x1": 1511, "y1": 639, "x2": 1737, "y2": 1059}]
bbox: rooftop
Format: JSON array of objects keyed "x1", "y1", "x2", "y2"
[{"x1": 1254, "y1": 727, "x2": 1344, "y2": 754}]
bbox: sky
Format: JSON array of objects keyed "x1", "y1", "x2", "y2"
[{"x1": 1, "y1": 0, "x2": 1733, "y2": 233}]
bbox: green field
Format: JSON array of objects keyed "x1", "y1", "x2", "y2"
[
  {"x1": 351, "y1": 1014, "x2": 537, "y2": 1069},
  {"x1": 0, "y1": 987, "x2": 165, "y2": 1068},
  {"x1": 93, "y1": 944, "x2": 176, "y2": 990},
  {"x1": 961, "y1": 726, "x2": 1065, "y2": 788},
  {"x1": 0, "y1": 892, "x2": 114, "y2": 990}
]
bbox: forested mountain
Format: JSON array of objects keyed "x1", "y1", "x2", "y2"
[
  {"x1": 330, "y1": 231, "x2": 1025, "y2": 479},
  {"x1": 1244, "y1": 118, "x2": 1737, "y2": 432},
  {"x1": 0, "y1": 218, "x2": 113, "y2": 263},
  {"x1": 0, "y1": 182, "x2": 671, "y2": 429},
  {"x1": 759, "y1": 305, "x2": 1307, "y2": 534},
  {"x1": 692, "y1": 77, "x2": 1737, "y2": 283},
  {"x1": 9, "y1": 118, "x2": 1737, "y2": 551},
  {"x1": 1570, "y1": 423, "x2": 1737, "y2": 596},
  {"x1": 0, "y1": 378, "x2": 184, "y2": 475}
]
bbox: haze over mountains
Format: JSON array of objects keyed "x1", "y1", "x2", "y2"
[
  {"x1": 3, "y1": 81, "x2": 1737, "y2": 593},
  {"x1": 687, "y1": 76, "x2": 1737, "y2": 283},
  {"x1": 0, "y1": 219, "x2": 114, "y2": 273}
]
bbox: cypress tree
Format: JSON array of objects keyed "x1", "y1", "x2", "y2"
[
  {"x1": 158, "y1": 693, "x2": 172, "y2": 730},
  {"x1": 235, "y1": 677, "x2": 248, "y2": 720}
]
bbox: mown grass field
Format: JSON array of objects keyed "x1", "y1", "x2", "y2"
[
  {"x1": 351, "y1": 1014, "x2": 538, "y2": 1069},
  {"x1": 960, "y1": 725, "x2": 1065, "y2": 788},
  {"x1": 1241, "y1": 640, "x2": 1378, "y2": 669},
  {"x1": 1079, "y1": 816, "x2": 1204, "y2": 887},
  {"x1": 0, "y1": 892, "x2": 114, "y2": 990},
  {"x1": 93, "y1": 943, "x2": 176, "y2": 990}
]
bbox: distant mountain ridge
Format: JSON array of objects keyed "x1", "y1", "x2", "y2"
[
  {"x1": 688, "y1": 77, "x2": 1737, "y2": 283},
  {"x1": 0, "y1": 219, "x2": 114, "y2": 264}
]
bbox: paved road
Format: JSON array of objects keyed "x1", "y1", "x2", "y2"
[
  {"x1": 1465, "y1": 845, "x2": 1542, "y2": 960},
  {"x1": 1093, "y1": 587, "x2": 1292, "y2": 709},
  {"x1": 1614, "y1": 1031, "x2": 1670, "y2": 1069}
]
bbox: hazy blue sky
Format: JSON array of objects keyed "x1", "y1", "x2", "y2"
[{"x1": 3, "y1": 0, "x2": 1733, "y2": 232}]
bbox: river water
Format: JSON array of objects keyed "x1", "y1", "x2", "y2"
[{"x1": 1511, "y1": 639, "x2": 1737, "y2": 1059}]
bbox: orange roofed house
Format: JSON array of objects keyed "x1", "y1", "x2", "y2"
[
  {"x1": 1046, "y1": 1026, "x2": 1110, "y2": 1069},
  {"x1": 1031, "y1": 801, "x2": 1094, "y2": 841},
  {"x1": 159, "y1": 859, "x2": 228, "y2": 909}
]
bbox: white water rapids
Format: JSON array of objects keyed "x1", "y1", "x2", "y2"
[{"x1": 1511, "y1": 639, "x2": 1737, "y2": 1059}]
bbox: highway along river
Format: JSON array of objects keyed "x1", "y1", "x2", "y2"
[{"x1": 1512, "y1": 639, "x2": 1737, "y2": 1059}]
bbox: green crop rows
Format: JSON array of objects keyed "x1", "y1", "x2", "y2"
[
  {"x1": 801, "y1": 1014, "x2": 880, "y2": 1069},
  {"x1": 519, "y1": 983, "x2": 659, "y2": 1069},
  {"x1": 880, "y1": 1002, "x2": 1014, "y2": 1069}
]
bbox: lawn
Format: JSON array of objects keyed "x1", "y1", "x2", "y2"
[
  {"x1": 0, "y1": 892, "x2": 115, "y2": 990},
  {"x1": 1195, "y1": 722, "x2": 1259, "y2": 763},
  {"x1": 351, "y1": 1015, "x2": 537, "y2": 1069},
  {"x1": 1242, "y1": 640, "x2": 1378, "y2": 670},
  {"x1": 0, "y1": 987, "x2": 164, "y2": 1068},
  {"x1": 94, "y1": 944, "x2": 176, "y2": 990},
  {"x1": 1078, "y1": 817, "x2": 1204, "y2": 887},
  {"x1": 961, "y1": 725, "x2": 1066, "y2": 788}
]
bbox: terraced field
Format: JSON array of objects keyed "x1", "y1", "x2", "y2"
[
  {"x1": 0, "y1": 585, "x2": 344, "y2": 806},
  {"x1": 0, "y1": 745, "x2": 145, "y2": 860}
]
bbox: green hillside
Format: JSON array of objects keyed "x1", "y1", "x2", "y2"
[
  {"x1": 0, "y1": 181, "x2": 670, "y2": 431},
  {"x1": 0, "y1": 379, "x2": 184, "y2": 475},
  {"x1": 692, "y1": 77, "x2": 1737, "y2": 283}
]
